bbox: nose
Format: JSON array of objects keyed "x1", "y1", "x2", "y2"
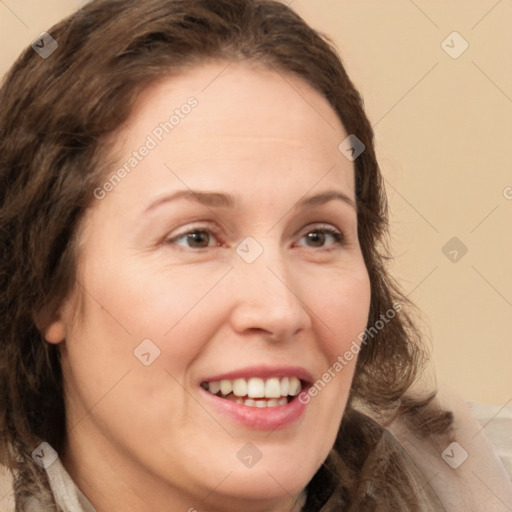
[{"x1": 228, "y1": 243, "x2": 312, "y2": 342}]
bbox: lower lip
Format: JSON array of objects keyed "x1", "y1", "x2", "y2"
[{"x1": 199, "y1": 388, "x2": 308, "y2": 430}]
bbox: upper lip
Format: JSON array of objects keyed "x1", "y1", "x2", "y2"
[{"x1": 201, "y1": 365, "x2": 314, "y2": 384}]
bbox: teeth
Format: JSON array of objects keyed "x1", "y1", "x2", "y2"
[
  {"x1": 204, "y1": 376, "x2": 303, "y2": 401},
  {"x1": 288, "y1": 377, "x2": 301, "y2": 396},
  {"x1": 280, "y1": 377, "x2": 289, "y2": 396},
  {"x1": 265, "y1": 378, "x2": 281, "y2": 398},
  {"x1": 233, "y1": 378, "x2": 248, "y2": 397},
  {"x1": 247, "y1": 378, "x2": 265, "y2": 398},
  {"x1": 209, "y1": 381, "x2": 221, "y2": 395},
  {"x1": 240, "y1": 397, "x2": 290, "y2": 408},
  {"x1": 220, "y1": 379, "x2": 232, "y2": 395}
]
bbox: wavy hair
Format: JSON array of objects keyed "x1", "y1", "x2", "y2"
[{"x1": 0, "y1": 0, "x2": 453, "y2": 509}]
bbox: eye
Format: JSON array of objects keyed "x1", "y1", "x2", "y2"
[
  {"x1": 296, "y1": 226, "x2": 345, "y2": 249},
  {"x1": 166, "y1": 225, "x2": 221, "y2": 249},
  {"x1": 165, "y1": 224, "x2": 346, "y2": 251}
]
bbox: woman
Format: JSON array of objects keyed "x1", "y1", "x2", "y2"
[{"x1": 0, "y1": 1, "x2": 510, "y2": 511}]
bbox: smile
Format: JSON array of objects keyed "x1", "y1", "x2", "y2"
[{"x1": 201, "y1": 376, "x2": 302, "y2": 408}]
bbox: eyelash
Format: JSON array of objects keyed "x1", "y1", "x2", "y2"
[{"x1": 165, "y1": 224, "x2": 346, "y2": 251}]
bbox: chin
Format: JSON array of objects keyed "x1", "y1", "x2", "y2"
[
  {"x1": 220, "y1": 467, "x2": 311, "y2": 501},
  {"x1": 212, "y1": 448, "x2": 319, "y2": 500}
]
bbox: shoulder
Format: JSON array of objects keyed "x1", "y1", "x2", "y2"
[
  {"x1": 307, "y1": 407, "x2": 446, "y2": 511},
  {"x1": 386, "y1": 387, "x2": 512, "y2": 512},
  {"x1": 0, "y1": 463, "x2": 14, "y2": 510}
]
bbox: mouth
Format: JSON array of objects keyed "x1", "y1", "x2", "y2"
[
  {"x1": 198, "y1": 366, "x2": 313, "y2": 430},
  {"x1": 200, "y1": 376, "x2": 304, "y2": 408}
]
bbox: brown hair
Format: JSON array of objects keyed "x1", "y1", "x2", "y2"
[{"x1": 0, "y1": 0, "x2": 453, "y2": 509}]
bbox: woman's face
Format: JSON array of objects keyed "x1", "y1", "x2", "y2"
[{"x1": 47, "y1": 61, "x2": 371, "y2": 511}]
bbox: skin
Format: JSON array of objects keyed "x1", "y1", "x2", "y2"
[{"x1": 45, "y1": 60, "x2": 371, "y2": 512}]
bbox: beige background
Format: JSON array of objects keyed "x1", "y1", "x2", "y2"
[{"x1": 0, "y1": 1, "x2": 511, "y2": 406}]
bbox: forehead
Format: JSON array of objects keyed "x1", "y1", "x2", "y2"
[
  {"x1": 129, "y1": 60, "x2": 345, "y2": 133},
  {"x1": 99, "y1": 61, "x2": 355, "y2": 211}
]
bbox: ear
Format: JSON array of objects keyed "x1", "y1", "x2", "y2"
[
  {"x1": 36, "y1": 299, "x2": 72, "y2": 345},
  {"x1": 44, "y1": 316, "x2": 67, "y2": 344},
  {"x1": 36, "y1": 284, "x2": 79, "y2": 345}
]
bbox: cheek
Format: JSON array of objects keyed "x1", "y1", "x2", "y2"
[
  {"x1": 313, "y1": 264, "x2": 372, "y2": 359},
  {"x1": 298, "y1": 265, "x2": 371, "y2": 429},
  {"x1": 62, "y1": 258, "x2": 234, "y2": 422},
  {"x1": 74, "y1": 253, "x2": 231, "y2": 348},
  {"x1": 61, "y1": 272, "x2": 209, "y2": 448}
]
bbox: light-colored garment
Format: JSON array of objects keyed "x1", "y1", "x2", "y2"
[
  {"x1": 466, "y1": 400, "x2": 512, "y2": 478},
  {"x1": 386, "y1": 390, "x2": 512, "y2": 512},
  {"x1": 44, "y1": 458, "x2": 96, "y2": 512}
]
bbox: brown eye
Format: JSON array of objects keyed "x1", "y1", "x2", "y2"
[
  {"x1": 166, "y1": 226, "x2": 221, "y2": 249},
  {"x1": 183, "y1": 231, "x2": 212, "y2": 248},
  {"x1": 297, "y1": 227, "x2": 345, "y2": 249}
]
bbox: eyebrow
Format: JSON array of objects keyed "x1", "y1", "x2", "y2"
[{"x1": 144, "y1": 189, "x2": 357, "y2": 214}]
